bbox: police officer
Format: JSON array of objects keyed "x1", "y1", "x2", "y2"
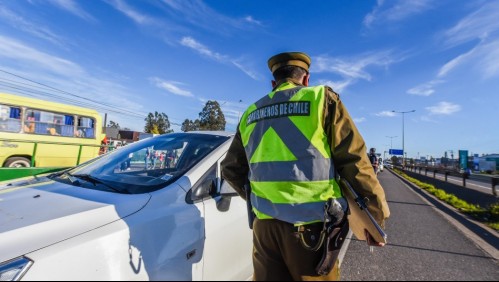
[
  {"x1": 221, "y1": 52, "x2": 390, "y2": 281},
  {"x1": 368, "y1": 147, "x2": 379, "y2": 174}
]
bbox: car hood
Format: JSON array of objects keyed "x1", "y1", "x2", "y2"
[{"x1": 0, "y1": 177, "x2": 151, "y2": 262}]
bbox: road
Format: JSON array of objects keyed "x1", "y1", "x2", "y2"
[{"x1": 341, "y1": 170, "x2": 499, "y2": 281}]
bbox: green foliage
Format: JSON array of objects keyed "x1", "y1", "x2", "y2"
[
  {"x1": 198, "y1": 100, "x2": 226, "y2": 131},
  {"x1": 181, "y1": 119, "x2": 200, "y2": 132},
  {"x1": 144, "y1": 111, "x2": 173, "y2": 134},
  {"x1": 108, "y1": 120, "x2": 120, "y2": 129},
  {"x1": 393, "y1": 169, "x2": 498, "y2": 231}
]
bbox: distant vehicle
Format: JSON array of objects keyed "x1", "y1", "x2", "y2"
[
  {"x1": 378, "y1": 157, "x2": 384, "y2": 172},
  {"x1": 385, "y1": 161, "x2": 393, "y2": 169},
  {"x1": 0, "y1": 93, "x2": 105, "y2": 168},
  {"x1": 0, "y1": 131, "x2": 253, "y2": 280}
]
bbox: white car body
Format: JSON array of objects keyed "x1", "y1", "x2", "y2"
[
  {"x1": 0, "y1": 132, "x2": 253, "y2": 281},
  {"x1": 378, "y1": 158, "x2": 384, "y2": 172}
]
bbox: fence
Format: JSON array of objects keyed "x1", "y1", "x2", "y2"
[
  {"x1": 397, "y1": 165, "x2": 498, "y2": 196},
  {"x1": 0, "y1": 138, "x2": 118, "y2": 182}
]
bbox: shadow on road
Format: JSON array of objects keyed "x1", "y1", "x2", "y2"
[{"x1": 350, "y1": 238, "x2": 494, "y2": 260}]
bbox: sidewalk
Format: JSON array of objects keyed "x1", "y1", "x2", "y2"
[{"x1": 341, "y1": 170, "x2": 499, "y2": 281}]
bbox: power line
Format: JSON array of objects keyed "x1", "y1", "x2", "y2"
[
  {"x1": 0, "y1": 69, "x2": 146, "y2": 118},
  {"x1": 0, "y1": 69, "x2": 185, "y2": 127}
]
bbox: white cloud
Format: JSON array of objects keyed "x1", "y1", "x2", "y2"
[
  {"x1": 375, "y1": 111, "x2": 397, "y2": 117},
  {"x1": 0, "y1": 35, "x2": 147, "y2": 129},
  {"x1": 476, "y1": 40, "x2": 499, "y2": 79},
  {"x1": 231, "y1": 60, "x2": 260, "y2": 80},
  {"x1": 180, "y1": 37, "x2": 226, "y2": 62},
  {"x1": 180, "y1": 37, "x2": 259, "y2": 80},
  {"x1": 409, "y1": 3, "x2": 499, "y2": 97},
  {"x1": 426, "y1": 101, "x2": 461, "y2": 115},
  {"x1": 443, "y1": 1, "x2": 499, "y2": 47},
  {"x1": 107, "y1": 0, "x2": 157, "y2": 25},
  {"x1": 436, "y1": 2, "x2": 499, "y2": 79},
  {"x1": 159, "y1": 0, "x2": 262, "y2": 32},
  {"x1": 363, "y1": 0, "x2": 433, "y2": 28},
  {"x1": 244, "y1": 16, "x2": 262, "y2": 26},
  {"x1": 437, "y1": 47, "x2": 475, "y2": 78},
  {"x1": 317, "y1": 79, "x2": 354, "y2": 94},
  {"x1": 150, "y1": 77, "x2": 193, "y2": 97},
  {"x1": 407, "y1": 79, "x2": 444, "y2": 96},
  {"x1": 0, "y1": 6, "x2": 65, "y2": 47},
  {"x1": 313, "y1": 51, "x2": 401, "y2": 92},
  {"x1": 353, "y1": 117, "x2": 366, "y2": 123},
  {"x1": 0, "y1": 35, "x2": 84, "y2": 76},
  {"x1": 48, "y1": 0, "x2": 96, "y2": 22}
]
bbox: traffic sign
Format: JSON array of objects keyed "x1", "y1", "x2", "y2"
[{"x1": 389, "y1": 149, "x2": 404, "y2": 155}]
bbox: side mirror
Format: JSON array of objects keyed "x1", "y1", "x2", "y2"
[{"x1": 192, "y1": 178, "x2": 216, "y2": 201}]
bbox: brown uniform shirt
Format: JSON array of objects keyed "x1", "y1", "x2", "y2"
[{"x1": 221, "y1": 79, "x2": 390, "y2": 226}]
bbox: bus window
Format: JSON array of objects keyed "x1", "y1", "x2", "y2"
[
  {"x1": 1, "y1": 92, "x2": 105, "y2": 168},
  {"x1": 77, "y1": 117, "x2": 95, "y2": 139},
  {"x1": 61, "y1": 115, "x2": 75, "y2": 137},
  {"x1": 25, "y1": 109, "x2": 65, "y2": 136},
  {"x1": 0, "y1": 104, "x2": 22, "y2": 133}
]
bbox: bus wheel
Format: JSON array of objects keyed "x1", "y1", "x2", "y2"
[{"x1": 5, "y1": 157, "x2": 31, "y2": 168}]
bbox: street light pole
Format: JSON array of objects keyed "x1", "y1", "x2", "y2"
[
  {"x1": 386, "y1": 135, "x2": 397, "y2": 150},
  {"x1": 392, "y1": 110, "x2": 415, "y2": 166}
]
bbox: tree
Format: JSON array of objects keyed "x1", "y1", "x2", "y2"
[
  {"x1": 144, "y1": 111, "x2": 173, "y2": 134},
  {"x1": 198, "y1": 100, "x2": 226, "y2": 131},
  {"x1": 181, "y1": 119, "x2": 200, "y2": 132},
  {"x1": 108, "y1": 120, "x2": 120, "y2": 129}
]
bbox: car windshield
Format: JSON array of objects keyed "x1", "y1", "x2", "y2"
[{"x1": 55, "y1": 133, "x2": 230, "y2": 194}]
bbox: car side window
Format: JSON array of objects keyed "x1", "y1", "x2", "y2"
[{"x1": 220, "y1": 180, "x2": 238, "y2": 196}]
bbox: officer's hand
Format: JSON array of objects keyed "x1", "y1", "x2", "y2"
[{"x1": 365, "y1": 230, "x2": 385, "y2": 247}]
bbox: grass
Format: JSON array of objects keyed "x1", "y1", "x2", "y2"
[{"x1": 393, "y1": 169, "x2": 499, "y2": 231}]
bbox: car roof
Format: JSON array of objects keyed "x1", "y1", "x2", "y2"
[
  {"x1": 150, "y1": 131, "x2": 234, "y2": 140},
  {"x1": 183, "y1": 131, "x2": 234, "y2": 137}
]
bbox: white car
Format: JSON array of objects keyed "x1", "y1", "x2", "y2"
[
  {"x1": 0, "y1": 132, "x2": 253, "y2": 281},
  {"x1": 378, "y1": 158, "x2": 384, "y2": 172}
]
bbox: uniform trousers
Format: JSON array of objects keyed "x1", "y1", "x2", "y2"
[{"x1": 252, "y1": 218, "x2": 340, "y2": 281}]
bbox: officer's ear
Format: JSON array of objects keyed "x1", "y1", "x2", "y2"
[{"x1": 302, "y1": 73, "x2": 310, "y2": 86}]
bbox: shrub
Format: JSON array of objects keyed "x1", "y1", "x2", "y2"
[{"x1": 393, "y1": 169, "x2": 498, "y2": 231}]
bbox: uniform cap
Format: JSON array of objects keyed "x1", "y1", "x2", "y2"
[{"x1": 267, "y1": 52, "x2": 311, "y2": 73}]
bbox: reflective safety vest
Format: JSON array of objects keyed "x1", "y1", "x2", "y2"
[{"x1": 239, "y1": 82, "x2": 344, "y2": 225}]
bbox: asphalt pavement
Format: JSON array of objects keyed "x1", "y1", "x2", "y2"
[{"x1": 341, "y1": 170, "x2": 499, "y2": 281}]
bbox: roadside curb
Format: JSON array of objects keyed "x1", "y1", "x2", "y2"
[{"x1": 389, "y1": 169, "x2": 499, "y2": 260}]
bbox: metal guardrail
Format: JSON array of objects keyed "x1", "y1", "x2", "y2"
[
  {"x1": 395, "y1": 165, "x2": 498, "y2": 197},
  {"x1": 0, "y1": 138, "x2": 119, "y2": 182}
]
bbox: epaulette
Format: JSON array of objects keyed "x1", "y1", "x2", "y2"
[{"x1": 325, "y1": 86, "x2": 340, "y2": 101}]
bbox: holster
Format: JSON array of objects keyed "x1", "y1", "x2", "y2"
[{"x1": 315, "y1": 218, "x2": 350, "y2": 276}]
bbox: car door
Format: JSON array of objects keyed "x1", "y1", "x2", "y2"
[{"x1": 197, "y1": 155, "x2": 253, "y2": 281}]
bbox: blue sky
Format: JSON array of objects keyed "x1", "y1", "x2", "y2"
[{"x1": 0, "y1": 0, "x2": 498, "y2": 159}]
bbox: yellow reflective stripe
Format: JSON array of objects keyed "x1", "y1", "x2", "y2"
[
  {"x1": 253, "y1": 208, "x2": 273, "y2": 220},
  {"x1": 239, "y1": 104, "x2": 257, "y2": 147},
  {"x1": 289, "y1": 86, "x2": 330, "y2": 158},
  {"x1": 251, "y1": 180, "x2": 342, "y2": 203}
]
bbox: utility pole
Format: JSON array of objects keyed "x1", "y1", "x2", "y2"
[{"x1": 392, "y1": 110, "x2": 415, "y2": 166}]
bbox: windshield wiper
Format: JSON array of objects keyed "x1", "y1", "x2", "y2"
[
  {"x1": 71, "y1": 174, "x2": 130, "y2": 194},
  {"x1": 62, "y1": 171, "x2": 79, "y2": 185}
]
